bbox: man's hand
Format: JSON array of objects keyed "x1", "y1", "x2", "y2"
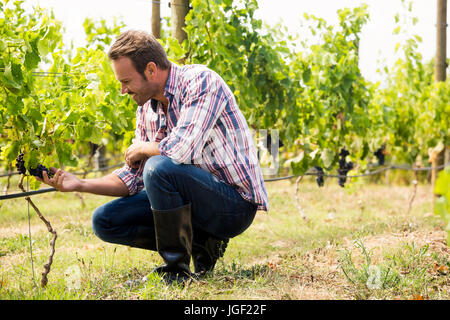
[
  {"x1": 37, "y1": 168, "x2": 82, "y2": 192},
  {"x1": 125, "y1": 140, "x2": 160, "y2": 168}
]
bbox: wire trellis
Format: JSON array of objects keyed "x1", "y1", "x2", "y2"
[{"x1": 1, "y1": 161, "x2": 448, "y2": 201}]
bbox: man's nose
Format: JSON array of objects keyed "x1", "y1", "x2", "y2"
[{"x1": 121, "y1": 84, "x2": 129, "y2": 95}]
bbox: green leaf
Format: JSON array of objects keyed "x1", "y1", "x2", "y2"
[
  {"x1": 321, "y1": 148, "x2": 335, "y2": 169},
  {"x1": 290, "y1": 155, "x2": 310, "y2": 176},
  {"x1": 24, "y1": 39, "x2": 41, "y2": 70},
  {"x1": 3, "y1": 63, "x2": 21, "y2": 89},
  {"x1": 341, "y1": 75, "x2": 353, "y2": 93},
  {"x1": 56, "y1": 142, "x2": 77, "y2": 167},
  {"x1": 63, "y1": 108, "x2": 80, "y2": 123},
  {"x1": 360, "y1": 141, "x2": 369, "y2": 160},
  {"x1": 6, "y1": 95, "x2": 24, "y2": 115},
  {"x1": 29, "y1": 177, "x2": 42, "y2": 190},
  {"x1": 1, "y1": 141, "x2": 20, "y2": 162},
  {"x1": 25, "y1": 149, "x2": 40, "y2": 169},
  {"x1": 302, "y1": 68, "x2": 311, "y2": 83},
  {"x1": 31, "y1": 139, "x2": 44, "y2": 149},
  {"x1": 89, "y1": 126, "x2": 103, "y2": 145}
]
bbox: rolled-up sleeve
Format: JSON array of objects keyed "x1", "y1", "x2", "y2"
[
  {"x1": 112, "y1": 163, "x2": 145, "y2": 195},
  {"x1": 158, "y1": 71, "x2": 227, "y2": 164}
]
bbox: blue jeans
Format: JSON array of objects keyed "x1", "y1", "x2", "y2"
[{"x1": 92, "y1": 156, "x2": 257, "y2": 248}]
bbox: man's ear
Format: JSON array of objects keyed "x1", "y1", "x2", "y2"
[{"x1": 145, "y1": 62, "x2": 157, "y2": 79}]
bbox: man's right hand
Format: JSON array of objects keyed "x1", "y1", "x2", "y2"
[
  {"x1": 37, "y1": 167, "x2": 130, "y2": 197},
  {"x1": 38, "y1": 168, "x2": 82, "y2": 192}
]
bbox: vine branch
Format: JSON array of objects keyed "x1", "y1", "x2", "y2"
[
  {"x1": 18, "y1": 175, "x2": 57, "y2": 287},
  {"x1": 295, "y1": 175, "x2": 309, "y2": 221},
  {"x1": 407, "y1": 168, "x2": 419, "y2": 216}
]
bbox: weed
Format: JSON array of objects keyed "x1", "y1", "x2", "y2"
[
  {"x1": 338, "y1": 237, "x2": 401, "y2": 299},
  {"x1": 338, "y1": 237, "x2": 449, "y2": 299},
  {"x1": 0, "y1": 234, "x2": 32, "y2": 256},
  {"x1": 63, "y1": 222, "x2": 93, "y2": 237}
]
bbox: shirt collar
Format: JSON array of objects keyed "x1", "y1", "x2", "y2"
[
  {"x1": 164, "y1": 62, "x2": 181, "y2": 97},
  {"x1": 149, "y1": 62, "x2": 180, "y2": 113}
]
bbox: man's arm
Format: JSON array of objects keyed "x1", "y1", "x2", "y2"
[
  {"x1": 40, "y1": 169, "x2": 129, "y2": 197},
  {"x1": 77, "y1": 174, "x2": 130, "y2": 196}
]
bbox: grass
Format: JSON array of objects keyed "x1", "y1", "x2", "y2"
[{"x1": 0, "y1": 174, "x2": 449, "y2": 300}]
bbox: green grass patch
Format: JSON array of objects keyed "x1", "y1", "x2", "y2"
[{"x1": 0, "y1": 177, "x2": 448, "y2": 299}]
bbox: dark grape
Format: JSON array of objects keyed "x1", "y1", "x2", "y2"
[
  {"x1": 15, "y1": 153, "x2": 26, "y2": 175},
  {"x1": 339, "y1": 148, "x2": 350, "y2": 163},
  {"x1": 314, "y1": 166, "x2": 325, "y2": 187},
  {"x1": 374, "y1": 146, "x2": 385, "y2": 166},
  {"x1": 338, "y1": 148, "x2": 353, "y2": 187}
]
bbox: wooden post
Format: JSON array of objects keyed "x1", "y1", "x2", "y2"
[
  {"x1": 433, "y1": 0, "x2": 447, "y2": 201},
  {"x1": 170, "y1": 0, "x2": 189, "y2": 44},
  {"x1": 152, "y1": 0, "x2": 161, "y2": 39},
  {"x1": 437, "y1": 0, "x2": 449, "y2": 173},
  {"x1": 431, "y1": 158, "x2": 438, "y2": 192},
  {"x1": 94, "y1": 145, "x2": 107, "y2": 171},
  {"x1": 445, "y1": 147, "x2": 450, "y2": 166},
  {"x1": 435, "y1": 0, "x2": 447, "y2": 82},
  {"x1": 429, "y1": 142, "x2": 445, "y2": 196}
]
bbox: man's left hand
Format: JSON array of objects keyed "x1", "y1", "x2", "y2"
[{"x1": 125, "y1": 140, "x2": 160, "y2": 168}]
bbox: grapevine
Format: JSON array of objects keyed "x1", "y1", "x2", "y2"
[
  {"x1": 1, "y1": 0, "x2": 445, "y2": 186},
  {"x1": 0, "y1": 0, "x2": 447, "y2": 261}
]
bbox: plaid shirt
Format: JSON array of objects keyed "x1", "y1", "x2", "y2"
[{"x1": 113, "y1": 63, "x2": 269, "y2": 211}]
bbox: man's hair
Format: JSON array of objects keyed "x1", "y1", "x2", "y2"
[{"x1": 108, "y1": 30, "x2": 171, "y2": 78}]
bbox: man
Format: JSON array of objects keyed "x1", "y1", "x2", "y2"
[{"x1": 40, "y1": 30, "x2": 269, "y2": 283}]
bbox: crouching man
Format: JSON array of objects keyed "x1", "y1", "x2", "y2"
[{"x1": 40, "y1": 30, "x2": 269, "y2": 283}]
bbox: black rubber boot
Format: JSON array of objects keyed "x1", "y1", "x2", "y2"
[
  {"x1": 152, "y1": 203, "x2": 193, "y2": 284},
  {"x1": 131, "y1": 226, "x2": 157, "y2": 251},
  {"x1": 192, "y1": 229, "x2": 229, "y2": 276}
]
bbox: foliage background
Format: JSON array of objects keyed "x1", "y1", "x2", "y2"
[
  {"x1": 0, "y1": 0, "x2": 448, "y2": 198},
  {"x1": 0, "y1": 0, "x2": 449, "y2": 299}
]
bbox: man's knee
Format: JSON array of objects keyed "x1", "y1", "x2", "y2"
[
  {"x1": 91, "y1": 205, "x2": 110, "y2": 241},
  {"x1": 143, "y1": 155, "x2": 174, "y2": 188}
]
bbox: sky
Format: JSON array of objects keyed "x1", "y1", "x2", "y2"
[{"x1": 26, "y1": 0, "x2": 447, "y2": 84}]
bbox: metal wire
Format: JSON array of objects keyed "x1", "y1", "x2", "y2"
[
  {"x1": 263, "y1": 162, "x2": 450, "y2": 182},
  {"x1": 1, "y1": 161, "x2": 449, "y2": 201}
]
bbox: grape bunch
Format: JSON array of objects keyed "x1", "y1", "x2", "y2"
[
  {"x1": 29, "y1": 164, "x2": 54, "y2": 179},
  {"x1": 338, "y1": 148, "x2": 353, "y2": 187},
  {"x1": 374, "y1": 146, "x2": 386, "y2": 166},
  {"x1": 15, "y1": 153, "x2": 54, "y2": 179},
  {"x1": 15, "y1": 152, "x2": 27, "y2": 175},
  {"x1": 314, "y1": 166, "x2": 325, "y2": 187}
]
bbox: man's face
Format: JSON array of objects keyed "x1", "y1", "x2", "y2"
[{"x1": 111, "y1": 56, "x2": 157, "y2": 106}]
